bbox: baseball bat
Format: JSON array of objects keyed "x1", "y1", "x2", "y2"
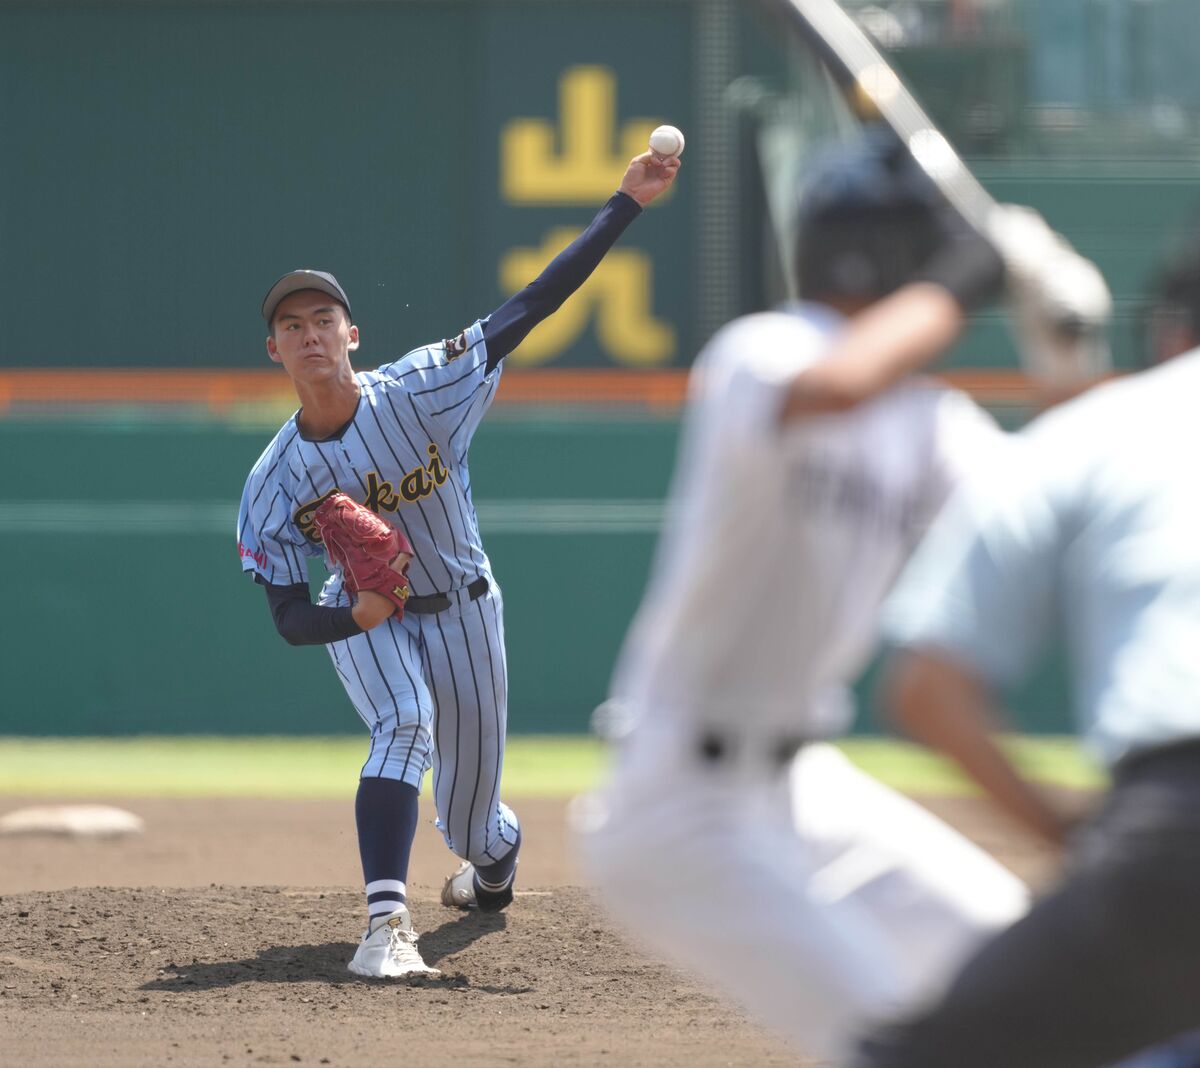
[
  {"x1": 752, "y1": 0, "x2": 1113, "y2": 378},
  {"x1": 751, "y1": 0, "x2": 996, "y2": 231}
]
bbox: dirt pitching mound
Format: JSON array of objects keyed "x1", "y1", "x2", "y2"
[
  {"x1": 0, "y1": 793, "x2": 1065, "y2": 1068},
  {"x1": 0, "y1": 884, "x2": 800, "y2": 1068}
]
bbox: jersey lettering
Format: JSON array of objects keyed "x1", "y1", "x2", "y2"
[
  {"x1": 238, "y1": 542, "x2": 269, "y2": 570},
  {"x1": 294, "y1": 490, "x2": 340, "y2": 544},
  {"x1": 786, "y1": 455, "x2": 925, "y2": 541},
  {"x1": 294, "y1": 444, "x2": 451, "y2": 542},
  {"x1": 363, "y1": 472, "x2": 402, "y2": 514}
]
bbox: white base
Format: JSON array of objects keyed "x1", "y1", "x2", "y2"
[{"x1": 0, "y1": 804, "x2": 145, "y2": 838}]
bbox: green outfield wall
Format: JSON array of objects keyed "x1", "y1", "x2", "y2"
[
  {"x1": 0, "y1": 415, "x2": 1072, "y2": 737},
  {"x1": 0, "y1": 415, "x2": 678, "y2": 736},
  {"x1": 3, "y1": 0, "x2": 1200, "y2": 376},
  {"x1": 3, "y1": 0, "x2": 1193, "y2": 739},
  {"x1": 0, "y1": 0, "x2": 706, "y2": 371}
]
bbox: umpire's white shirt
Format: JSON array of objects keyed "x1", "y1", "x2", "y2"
[
  {"x1": 884, "y1": 350, "x2": 1200, "y2": 767},
  {"x1": 610, "y1": 305, "x2": 1003, "y2": 737}
]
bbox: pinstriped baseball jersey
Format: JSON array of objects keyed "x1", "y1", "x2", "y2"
[
  {"x1": 237, "y1": 320, "x2": 496, "y2": 601},
  {"x1": 237, "y1": 317, "x2": 520, "y2": 864}
]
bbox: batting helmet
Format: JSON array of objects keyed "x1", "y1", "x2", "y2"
[{"x1": 795, "y1": 126, "x2": 947, "y2": 303}]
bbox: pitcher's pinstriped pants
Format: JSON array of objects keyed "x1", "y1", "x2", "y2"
[{"x1": 328, "y1": 579, "x2": 520, "y2": 866}]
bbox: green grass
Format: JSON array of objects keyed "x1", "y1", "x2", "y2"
[
  {"x1": 0, "y1": 734, "x2": 1106, "y2": 799},
  {"x1": 0, "y1": 736, "x2": 608, "y2": 799},
  {"x1": 837, "y1": 736, "x2": 1107, "y2": 794}
]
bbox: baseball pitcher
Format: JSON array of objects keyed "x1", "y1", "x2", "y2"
[{"x1": 237, "y1": 148, "x2": 680, "y2": 978}]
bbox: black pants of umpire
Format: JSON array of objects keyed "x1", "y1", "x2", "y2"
[{"x1": 853, "y1": 742, "x2": 1200, "y2": 1068}]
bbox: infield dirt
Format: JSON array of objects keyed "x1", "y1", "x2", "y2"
[{"x1": 0, "y1": 795, "x2": 1062, "y2": 1068}]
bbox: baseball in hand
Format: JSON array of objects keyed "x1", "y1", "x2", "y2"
[{"x1": 649, "y1": 125, "x2": 685, "y2": 159}]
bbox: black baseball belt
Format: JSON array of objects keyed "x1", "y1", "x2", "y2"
[
  {"x1": 405, "y1": 575, "x2": 489, "y2": 615},
  {"x1": 694, "y1": 728, "x2": 811, "y2": 770}
]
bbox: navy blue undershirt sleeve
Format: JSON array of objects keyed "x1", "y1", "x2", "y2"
[
  {"x1": 482, "y1": 190, "x2": 642, "y2": 372},
  {"x1": 259, "y1": 577, "x2": 364, "y2": 646}
]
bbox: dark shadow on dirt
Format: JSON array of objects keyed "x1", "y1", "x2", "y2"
[
  {"x1": 139, "y1": 942, "x2": 367, "y2": 990},
  {"x1": 419, "y1": 908, "x2": 508, "y2": 966},
  {"x1": 137, "y1": 913, "x2": 515, "y2": 993}
]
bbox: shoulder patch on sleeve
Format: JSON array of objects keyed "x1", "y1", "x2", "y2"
[{"x1": 443, "y1": 329, "x2": 470, "y2": 362}]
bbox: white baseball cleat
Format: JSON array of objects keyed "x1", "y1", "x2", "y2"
[
  {"x1": 441, "y1": 861, "x2": 477, "y2": 909},
  {"x1": 347, "y1": 907, "x2": 441, "y2": 979}
]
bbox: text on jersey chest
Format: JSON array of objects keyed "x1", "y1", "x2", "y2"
[{"x1": 293, "y1": 443, "x2": 450, "y2": 542}]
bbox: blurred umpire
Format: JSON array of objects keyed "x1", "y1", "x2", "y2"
[{"x1": 853, "y1": 227, "x2": 1200, "y2": 1067}]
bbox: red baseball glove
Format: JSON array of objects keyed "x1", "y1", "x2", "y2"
[{"x1": 313, "y1": 492, "x2": 414, "y2": 619}]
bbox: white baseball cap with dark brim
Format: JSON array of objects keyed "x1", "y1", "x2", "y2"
[{"x1": 262, "y1": 269, "x2": 353, "y2": 324}]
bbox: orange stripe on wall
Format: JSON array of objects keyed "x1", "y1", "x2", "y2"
[
  {"x1": 0, "y1": 370, "x2": 291, "y2": 410},
  {"x1": 0, "y1": 367, "x2": 1044, "y2": 411}
]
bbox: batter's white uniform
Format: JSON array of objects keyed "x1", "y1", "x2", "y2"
[{"x1": 577, "y1": 305, "x2": 1030, "y2": 1063}]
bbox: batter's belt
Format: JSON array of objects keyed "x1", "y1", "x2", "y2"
[
  {"x1": 694, "y1": 727, "x2": 812, "y2": 771},
  {"x1": 405, "y1": 575, "x2": 489, "y2": 615}
]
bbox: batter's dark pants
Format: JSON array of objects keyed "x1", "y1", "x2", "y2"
[{"x1": 853, "y1": 742, "x2": 1200, "y2": 1068}]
